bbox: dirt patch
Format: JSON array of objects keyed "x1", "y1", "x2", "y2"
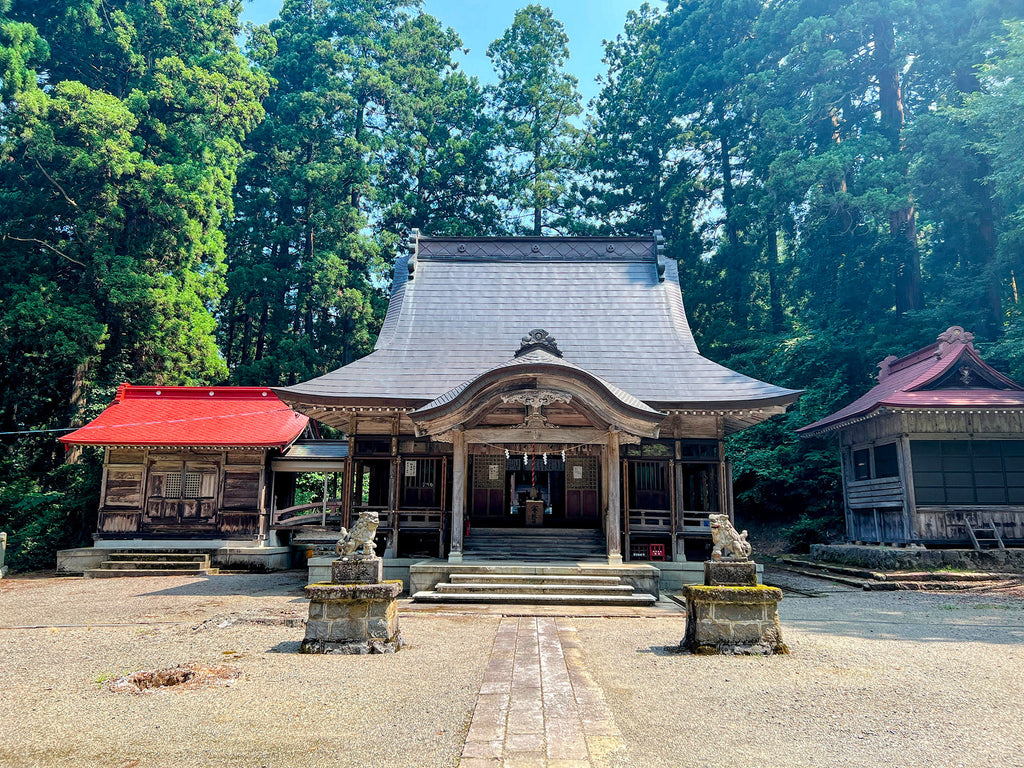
[{"x1": 107, "y1": 663, "x2": 241, "y2": 694}]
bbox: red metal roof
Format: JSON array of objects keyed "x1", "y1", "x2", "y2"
[
  {"x1": 60, "y1": 384, "x2": 309, "y2": 448},
  {"x1": 798, "y1": 327, "x2": 1024, "y2": 437}
]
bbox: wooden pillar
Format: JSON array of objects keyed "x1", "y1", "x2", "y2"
[
  {"x1": 838, "y1": 444, "x2": 854, "y2": 541},
  {"x1": 668, "y1": 458, "x2": 677, "y2": 561},
  {"x1": 673, "y1": 439, "x2": 686, "y2": 561},
  {"x1": 263, "y1": 464, "x2": 275, "y2": 543},
  {"x1": 387, "y1": 437, "x2": 399, "y2": 558},
  {"x1": 439, "y1": 456, "x2": 448, "y2": 559},
  {"x1": 606, "y1": 428, "x2": 622, "y2": 565},
  {"x1": 897, "y1": 435, "x2": 916, "y2": 543},
  {"x1": 449, "y1": 428, "x2": 467, "y2": 562},
  {"x1": 341, "y1": 430, "x2": 355, "y2": 530}
]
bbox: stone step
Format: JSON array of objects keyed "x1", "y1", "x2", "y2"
[
  {"x1": 97, "y1": 560, "x2": 207, "y2": 570},
  {"x1": 84, "y1": 567, "x2": 218, "y2": 578},
  {"x1": 449, "y1": 573, "x2": 622, "y2": 586},
  {"x1": 410, "y1": 591, "x2": 657, "y2": 606},
  {"x1": 106, "y1": 553, "x2": 210, "y2": 563},
  {"x1": 462, "y1": 557, "x2": 607, "y2": 562},
  {"x1": 435, "y1": 582, "x2": 636, "y2": 596}
]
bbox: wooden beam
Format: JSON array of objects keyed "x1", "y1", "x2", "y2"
[{"x1": 464, "y1": 426, "x2": 609, "y2": 445}]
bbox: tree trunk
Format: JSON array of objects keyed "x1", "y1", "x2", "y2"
[
  {"x1": 767, "y1": 228, "x2": 784, "y2": 333},
  {"x1": 254, "y1": 302, "x2": 269, "y2": 362},
  {"x1": 718, "y1": 128, "x2": 739, "y2": 250},
  {"x1": 874, "y1": 16, "x2": 921, "y2": 315},
  {"x1": 533, "y1": 137, "x2": 542, "y2": 236}
]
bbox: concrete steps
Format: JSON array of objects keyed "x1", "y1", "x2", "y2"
[
  {"x1": 84, "y1": 552, "x2": 217, "y2": 578},
  {"x1": 412, "y1": 565, "x2": 656, "y2": 606}
]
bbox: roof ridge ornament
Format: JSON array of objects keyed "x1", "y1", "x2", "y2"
[
  {"x1": 937, "y1": 326, "x2": 974, "y2": 356},
  {"x1": 654, "y1": 229, "x2": 666, "y2": 282},
  {"x1": 406, "y1": 228, "x2": 420, "y2": 281},
  {"x1": 516, "y1": 329, "x2": 563, "y2": 358}
]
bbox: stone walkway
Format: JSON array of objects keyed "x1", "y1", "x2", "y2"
[{"x1": 460, "y1": 617, "x2": 623, "y2": 767}]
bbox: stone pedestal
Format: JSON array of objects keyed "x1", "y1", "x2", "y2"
[
  {"x1": 682, "y1": 560, "x2": 785, "y2": 655},
  {"x1": 0, "y1": 531, "x2": 7, "y2": 579},
  {"x1": 704, "y1": 560, "x2": 757, "y2": 586},
  {"x1": 332, "y1": 557, "x2": 383, "y2": 584},
  {"x1": 300, "y1": 556, "x2": 403, "y2": 654}
]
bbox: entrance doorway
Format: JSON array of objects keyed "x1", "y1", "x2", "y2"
[{"x1": 469, "y1": 454, "x2": 600, "y2": 528}]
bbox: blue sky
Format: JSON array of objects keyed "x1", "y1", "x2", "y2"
[{"x1": 239, "y1": 0, "x2": 663, "y2": 105}]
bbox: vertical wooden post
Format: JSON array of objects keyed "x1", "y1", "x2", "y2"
[
  {"x1": 606, "y1": 429, "x2": 622, "y2": 565},
  {"x1": 387, "y1": 435, "x2": 399, "y2": 558},
  {"x1": 897, "y1": 435, "x2": 916, "y2": 543},
  {"x1": 342, "y1": 424, "x2": 355, "y2": 531},
  {"x1": 449, "y1": 428, "x2": 467, "y2": 562},
  {"x1": 439, "y1": 456, "x2": 448, "y2": 558},
  {"x1": 839, "y1": 444, "x2": 854, "y2": 541},
  {"x1": 668, "y1": 459, "x2": 677, "y2": 561},
  {"x1": 321, "y1": 473, "x2": 328, "y2": 527},
  {"x1": 264, "y1": 464, "x2": 275, "y2": 542}
]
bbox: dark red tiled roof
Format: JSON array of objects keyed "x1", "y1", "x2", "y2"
[
  {"x1": 60, "y1": 384, "x2": 308, "y2": 448},
  {"x1": 798, "y1": 327, "x2": 1024, "y2": 436}
]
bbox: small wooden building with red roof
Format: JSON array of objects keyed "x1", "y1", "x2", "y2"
[
  {"x1": 61, "y1": 384, "x2": 308, "y2": 541},
  {"x1": 798, "y1": 327, "x2": 1024, "y2": 547}
]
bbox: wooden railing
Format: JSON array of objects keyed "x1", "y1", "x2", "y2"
[
  {"x1": 271, "y1": 501, "x2": 342, "y2": 528},
  {"x1": 681, "y1": 511, "x2": 713, "y2": 534},
  {"x1": 628, "y1": 509, "x2": 672, "y2": 531}
]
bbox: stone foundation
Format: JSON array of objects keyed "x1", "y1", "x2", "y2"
[
  {"x1": 300, "y1": 580, "x2": 404, "y2": 654},
  {"x1": 682, "y1": 584, "x2": 786, "y2": 655},
  {"x1": 811, "y1": 544, "x2": 1024, "y2": 573}
]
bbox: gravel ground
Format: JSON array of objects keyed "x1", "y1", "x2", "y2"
[
  {"x1": 577, "y1": 567, "x2": 1024, "y2": 768},
  {"x1": 2, "y1": 568, "x2": 1023, "y2": 768},
  {"x1": 0, "y1": 572, "x2": 494, "y2": 768}
]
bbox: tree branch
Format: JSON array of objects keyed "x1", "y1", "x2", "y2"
[
  {"x1": 3, "y1": 235, "x2": 87, "y2": 268},
  {"x1": 34, "y1": 160, "x2": 79, "y2": 209}
]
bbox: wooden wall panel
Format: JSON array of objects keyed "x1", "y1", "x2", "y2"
[{"x1": 222, "y1": 470, "x2": 261, "y2": 510}]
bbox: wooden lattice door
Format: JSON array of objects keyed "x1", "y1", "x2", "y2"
[
  {"x1": 472, "y1": 455, "x2": 505, "y2": 519},
  {"x1": 565, "y1": 456, "x2": 599, "y2": 520}
]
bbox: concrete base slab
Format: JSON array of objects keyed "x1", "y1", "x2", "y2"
[{"x1": 58, "y1": 542, "x2": 291, "y2": 575}]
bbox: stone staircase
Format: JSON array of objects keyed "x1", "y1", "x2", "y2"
[
  {"x1": 462, "y1": 527, "x2": 607, "y2": 562},
  {"x1": 412, "y1": 568, "x2": 657, "y2": 606},
  {"x1": 84, "y1": 552, "x2": 218, "y2": 578}
]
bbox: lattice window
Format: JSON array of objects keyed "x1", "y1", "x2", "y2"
[
  {"x1": 566, "y1": 457, "x2": 598, "y2": 490},
  {"x1": 473, "y1": 456, "x2": 505, "y2": 489},
  {"x1": 163, "y1": 472, "x2": 182, "y2": 498},
  {"x1": 182, "y1": 472, "x2": 203, "y2": 499}
]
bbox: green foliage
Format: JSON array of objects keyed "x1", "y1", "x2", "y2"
[
  {"x1": 782, "y1": 514, "x2": 841, "y2": 554},
  {"x1": 487, "y1": 4, "x2": 582, "y2": 235},
  {"x1": 0, "y1": 455, "x2": 101, "y2": 571},
  {"x1": 0, "y1": 0, "x2": 265, "y2": 568}
]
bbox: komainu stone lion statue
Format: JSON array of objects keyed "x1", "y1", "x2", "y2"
[
  {"x1": 335, "y1": 510, "x2": 379, "y2": 560},
  {"x1": 709, "y1": 513, "x2": 752, "y2": 561}
]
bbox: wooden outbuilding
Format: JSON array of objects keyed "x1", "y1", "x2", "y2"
[
  {"x1": 798, "y1": 327, "x2": 1024, "y2": 548},
  {"x1": 60, "y1": 384, "x2": 308, "y2": 541}
]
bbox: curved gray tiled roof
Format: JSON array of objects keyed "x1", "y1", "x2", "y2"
[
  {"x1": 277, "y1": 236, "x2": 800, "y2": 409},
  {"x1": 415, "y1": 347, "x2": 663, "y2": 416}
]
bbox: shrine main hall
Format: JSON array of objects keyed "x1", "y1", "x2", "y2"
[{"x1": 273, "y1": 232, "x2": 800, "y2": 565}]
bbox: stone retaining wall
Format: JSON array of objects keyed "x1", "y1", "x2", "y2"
[{"x1": 811, "y1": 544, "x2": 1024, "y2": 573}]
